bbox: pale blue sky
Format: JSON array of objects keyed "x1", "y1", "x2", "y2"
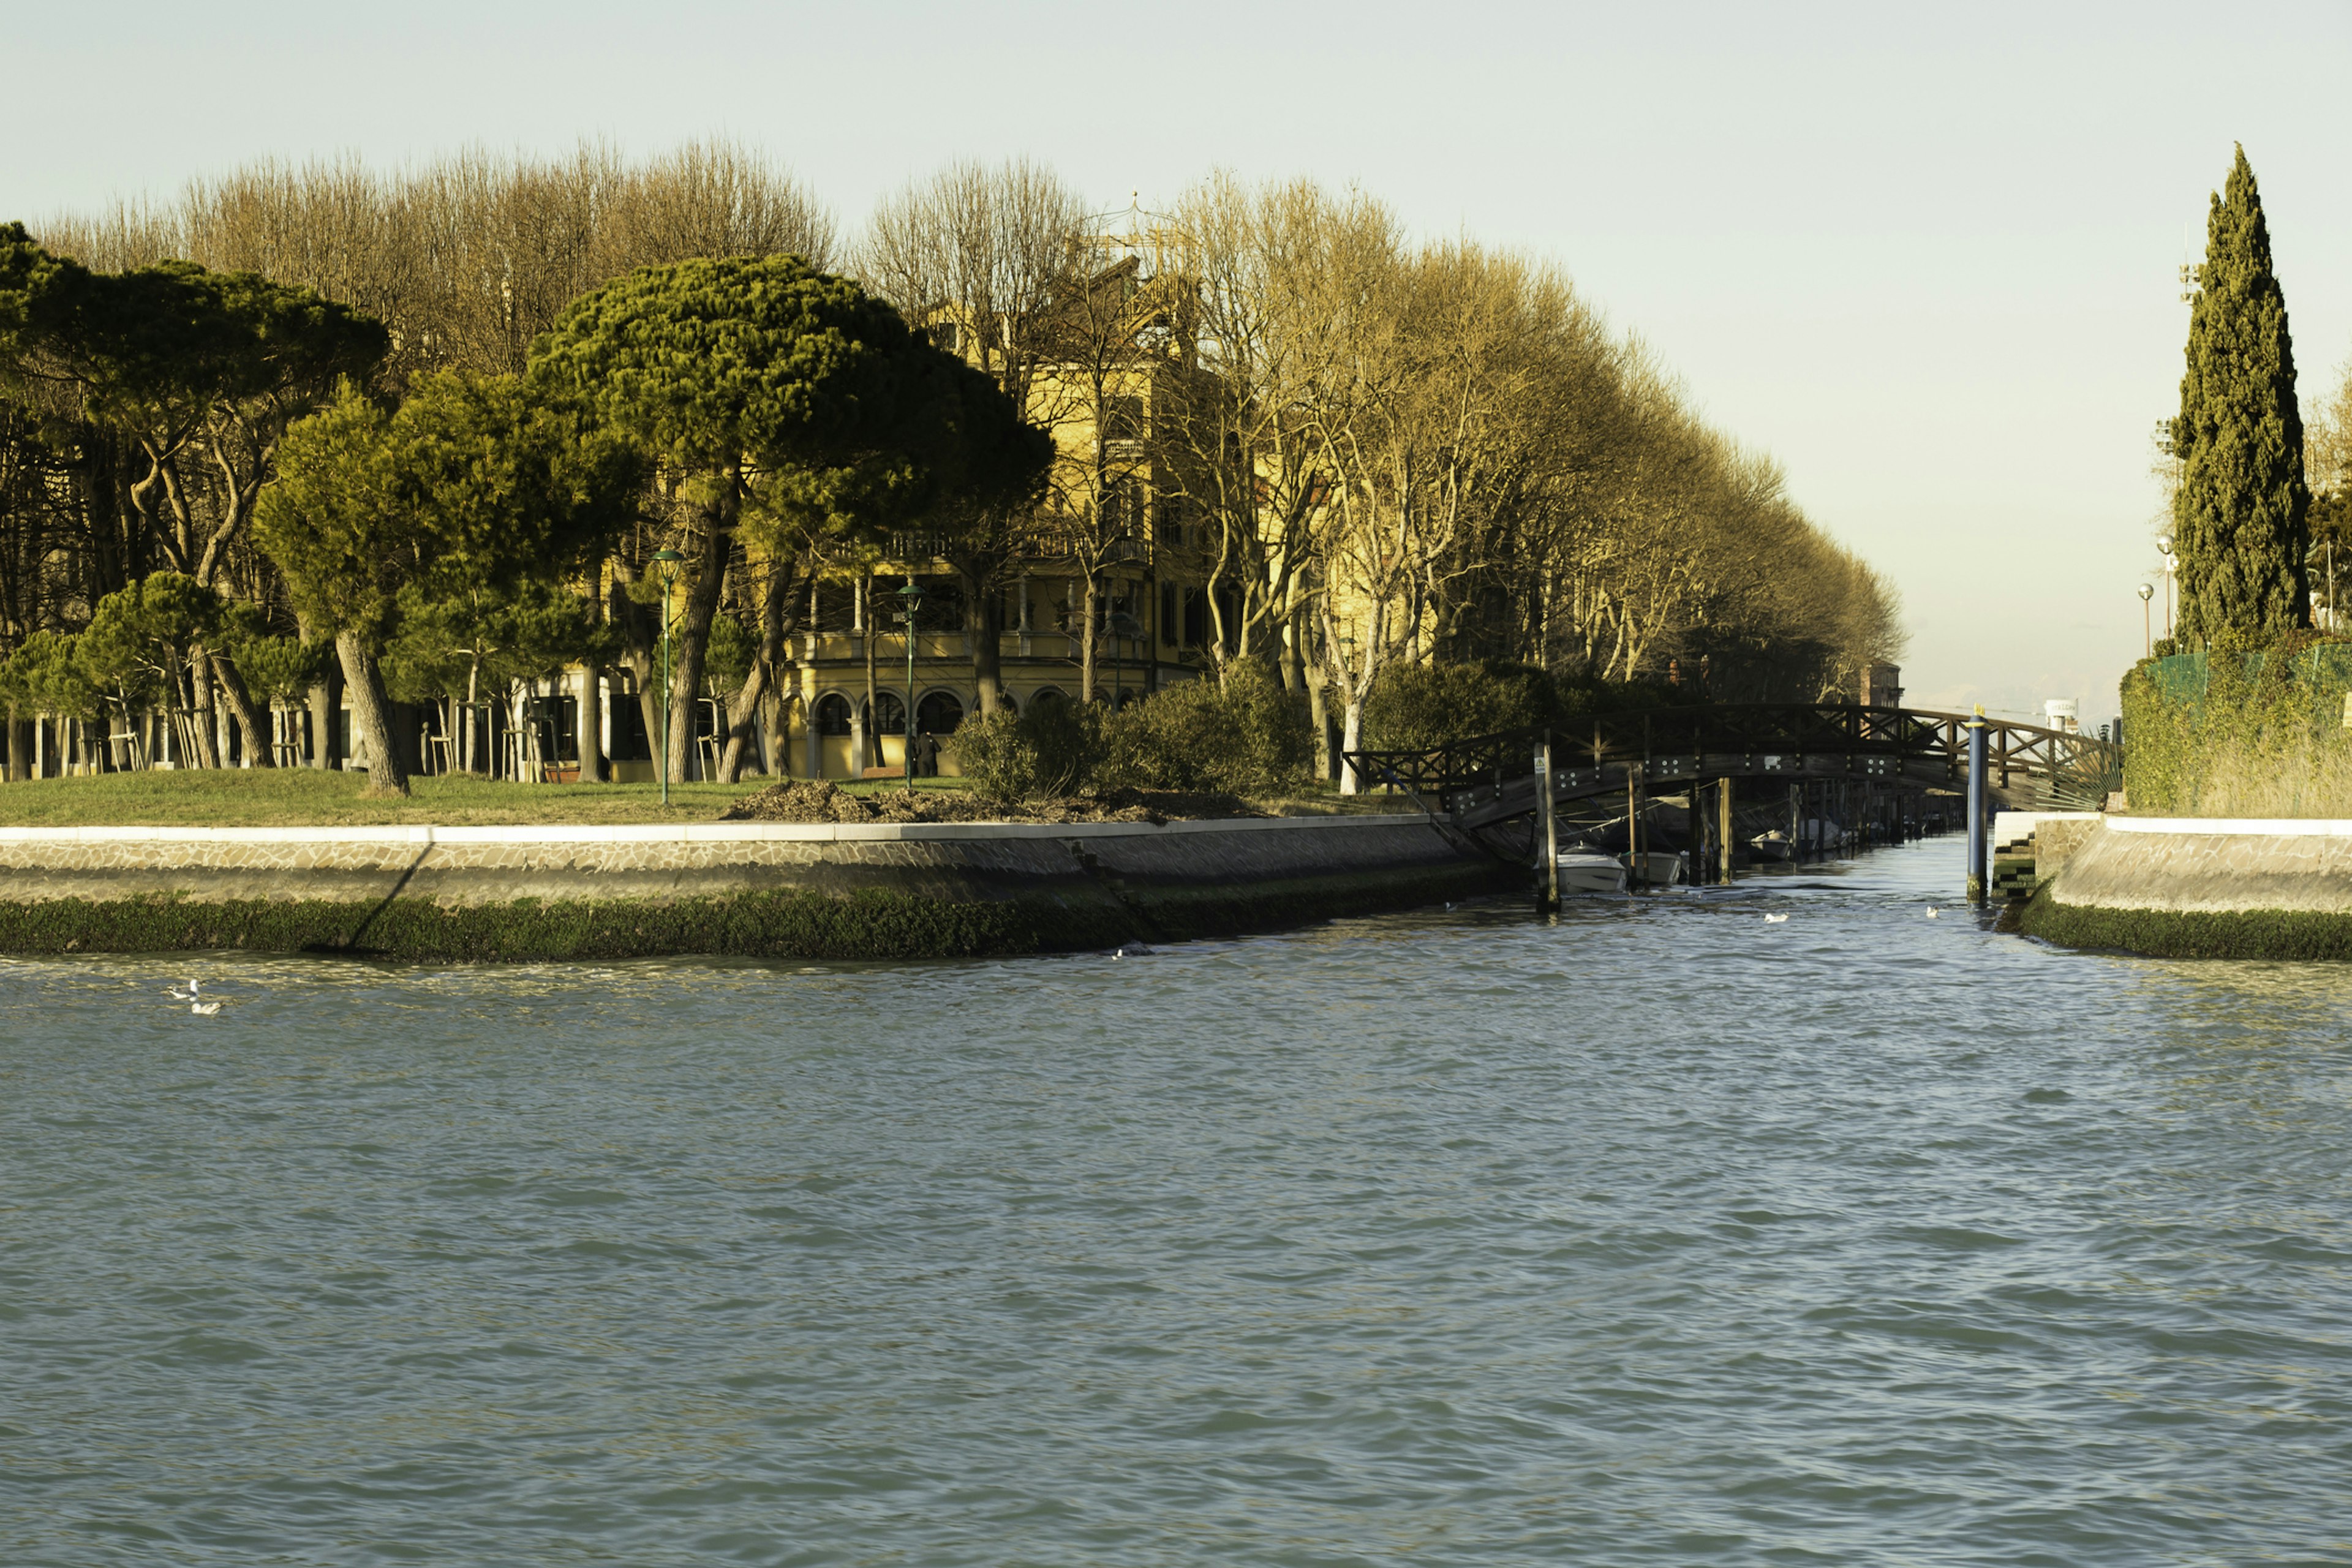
[{"x1": 11, "y1": 1, "x2": 2351, "y2": 720}]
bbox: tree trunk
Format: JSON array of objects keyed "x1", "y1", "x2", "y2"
[
  {"x1": 6, "y1": 710, "x2": 27, "y2": 783},
  {"x1": 717, "y1": 559, "x2": 796, "y2": 784},
  {"x1": 576, "y1": 666, "x2": 603, "y2": 783},
  {"x1": 308, "y1": 666, "x2": 342, "y2": 769},
  {"x1": 666, "y1": 497, "x2": 734, "y2": 785},
  {"x1": 211, "y1": 650, "x2": 273, "y2": 768},
  {"x1": 1079, "y1": 574, "x2": 1099, "y2": 704},
  {"x1": 336, "y1": 633, "x2": 409, "y2": 796},
  {"x1": 1338, "y1": 698, "x2": 1363, "y2": 794},
  {"x1": 189, "y1": 650, "x2": 222, "y2": 767},
  {"x1": 962, "y1": 565, "x2": 1006, "y2": 718},
  {"x1": 1306, "y1": 658, "x2": 1332, "y2": 783}
]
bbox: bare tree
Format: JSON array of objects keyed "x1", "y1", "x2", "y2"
[{"x1": 859, "y1": 159, "x2": 1084, "y2": 715}]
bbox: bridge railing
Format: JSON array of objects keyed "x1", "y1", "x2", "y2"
[{"x1": 1343, "y1": 703, "x2": 2120, "y2": 808}]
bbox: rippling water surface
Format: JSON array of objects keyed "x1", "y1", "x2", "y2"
[{"x1": 4, "y1": 838, "x2": 2350, "y2": 1565}]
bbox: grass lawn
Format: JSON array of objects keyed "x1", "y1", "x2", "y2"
[
  {"x1": 0, "y1": 770, "x2": 975, "y2": 827},
  {"x1": 0, "y1": 770, "x2": 1422, "y2": 827}
]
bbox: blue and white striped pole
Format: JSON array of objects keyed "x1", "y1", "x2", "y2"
[{"x1": 1966, "y1": 706, "x2": 1988, "y2": 902}]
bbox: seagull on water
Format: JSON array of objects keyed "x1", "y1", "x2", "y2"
[
  {"x1": 1926, "y1": 907, "x2": 1940, "y2": 918},
  {"x1": 1763, "y1": 913, "x2": 1790, "y2": 924},
  {"x1": 190, "y1": 1001, "x2": 222, "y2": 1016},
  {"x1": 164, "y1": 978, "x2": 202, "y2": 1000}
]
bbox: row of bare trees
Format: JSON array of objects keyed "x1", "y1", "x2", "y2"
[
  {"x1": 864, "y1": 165, "x2": 1902, "y2": 776},
  {"x1": 3, "y1": 142, "x2": 1903, "y2": 788}
]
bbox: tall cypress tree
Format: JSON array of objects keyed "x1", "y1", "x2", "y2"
[{"x1": 2173, "y1": 145, "x2": 2310, "y2": 649}]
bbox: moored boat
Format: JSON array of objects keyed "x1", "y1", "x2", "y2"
[
  {"x1": 1553, "y1": 846, "x2": 1629, "y2": 895},
  {"x1": 1623, "y1": 850, "x2": 1684, "y2": 886}
]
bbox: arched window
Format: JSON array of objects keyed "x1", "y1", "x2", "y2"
[
  {"x1": 863, "y1": 692, "x2": 906, "y2": 736},
  {"x1": 1029, "y1": 686, "x2": 1068, "y2": 709},
  {"x1": 916, "y1": 690, "x2": 965, "y2": 735},
  {"x1": 813, "y1": 693, "x2": 853, "y2": 736}
]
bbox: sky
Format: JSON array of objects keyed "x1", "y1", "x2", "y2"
[{"x1": 9, "y1": 0, "x2": 2350, "y2": 726}]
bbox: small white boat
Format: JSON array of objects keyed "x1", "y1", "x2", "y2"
[
  {"x1": 1749, "y1": 831, "x2": 1795, "y2": 862},
  {"x1": 1623, "y1": 850, "x2": 1683, "y2": 886},
  {"x1": 1553, "y1": 846, "x2": 1629, "y2": 895}
]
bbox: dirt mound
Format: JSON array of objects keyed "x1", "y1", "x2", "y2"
[{"x1": 719, "y1": 780, "x2": 1267, "y2": 826}]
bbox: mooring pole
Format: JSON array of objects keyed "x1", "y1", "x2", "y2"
[
  {"x1": 1966, "y1": 706, "x2": 1989, "y2": 902},
  {"x1": 1718, "y1": 778, "x2": 1734, "y2": 884},
  {"x1": 1535, "y1": 736, "x2": 1559, "y2": 914},
  {"x1": 1626, "y1": 764, "x2": 1642, "y2": 890}
]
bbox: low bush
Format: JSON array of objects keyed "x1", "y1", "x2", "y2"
[
  {"x1": 1362, "y1": 662, "x2": 1556, "y2": 750},
  {"x1": 953, "y1": 697, "x2": 1102, "y2": 800},
  {"x1": 957, "y1": 663, "x2": 1310, "y2": 800},
  {"x1": 2120, "y1": 638, "x2": 2352, "y2": 816},
  {"x1": 1361, "y1": 660, "x2": 1694, "y2": 750},
  {"x1": 1100, "y1": 662, "x2": 1312, "y2": 796}
]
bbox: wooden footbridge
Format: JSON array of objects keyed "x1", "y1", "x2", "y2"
[{"x1": 1341, "y1": 703, "x2": 2121, "y2": 832}]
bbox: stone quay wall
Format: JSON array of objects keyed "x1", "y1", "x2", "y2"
[
  {"x1": 0, "y1": 816, "x2": 1513, "y2": 960},
  {"x1": 2019, "y1": 817, "x2": 2352, "y2": 959}
]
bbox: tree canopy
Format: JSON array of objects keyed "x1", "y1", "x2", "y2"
[
  {"x1": 2173, "y1": 146, "x2": 2310, "y2": 649},
  {"x1": 527, "y1": 252, "x2": 1046, "y2": 778}
]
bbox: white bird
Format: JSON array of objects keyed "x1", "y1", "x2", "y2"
[
  {"x1": 1763, "y1": 913, "x2": 1790, "y2": 924},
  {"x1": 190, "y1": 1001, "x2": 222, "y2": 1016},
  {"x1": 1926, "y1": 907, "x2": 1940, "y2": 918},
  {"x1": 164, "y1": 978, "x2": 201, "y2": 1000}
]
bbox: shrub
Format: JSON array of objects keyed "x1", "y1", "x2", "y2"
[
  {"x1": 954, "y1": 697, "x2": 1102, "y2": 800},
  {"x1": 1100, "y1": 661, "x2": 1312, "y2": 795},
  {"x1": 957, "y1": 665, "x2": 1310, "y2": 799},
  {"x1": 1359, "y1": 660, "x2": 1695, "y2": 750},
  {"x1": 1361, "y1": 661, "x2": 1559, "y2": 749},
  {"x1": 2120, "y1": 637, "x2": 2352, "y2": 815}
]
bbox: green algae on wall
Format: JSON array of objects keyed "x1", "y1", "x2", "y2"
[
  {"x1": 2016, "y1": 884, "x2": 2352, "y2": 960},
  {"x1": 0, "y1": 862, "x2": 1513, "y2": 962}
]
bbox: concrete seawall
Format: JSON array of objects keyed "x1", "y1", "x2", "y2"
[
  {"x1": 2022, "y1": 817, "x2": 2352, "y2": 958},
  {"x1": 0, "y1": 815, "x2": 1513, "y2": 960}
]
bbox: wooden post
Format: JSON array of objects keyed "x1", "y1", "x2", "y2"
[
  {"x1": 1719, "y1": 777, "x2": 1734, "y2": 884},
  {"x1": 1535, "y1": 736, "x2": 1559, "y2": 914},
  {"x1": 1789, "y1": 783, "x2": 1802, "y2": 862},
  {"x1": 1694, "y1": 775, "x2": 1711, "y2": 885},
  {"x1": 1626, "y1": 763, "x2": 1643, "y2": 890}
]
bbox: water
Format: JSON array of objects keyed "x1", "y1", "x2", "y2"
[{"x1": 4, "y1": 839, "x2": 2350, "y2": 1566}]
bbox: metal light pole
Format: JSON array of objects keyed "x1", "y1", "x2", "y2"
[
  {"x1": 1965, "y1": 705, "x2": 1989, "y2": 903},
  {"x1": 898, "y1": 576, "x2": 924, "y2": 793},
  {"x1": 651, "y1": 548, "x2": 682, "y2": 806},
  {"x1": 1107, "y1": 610, "x2": 1142, "y2": 713},
  {"x1": 2158, "y1": 534, "x2": 2175, "y2": 643},
  {"x1": 2138, "y1": 582, "x2": 2154, "y2": 658}
]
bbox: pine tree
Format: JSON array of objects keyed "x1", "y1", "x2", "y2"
[{"x1": 2173, "y1": 145, "x2": 2310, "y2": 649}]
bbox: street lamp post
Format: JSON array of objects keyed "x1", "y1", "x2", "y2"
[
  {"x1": 651, "y1": 548, "x2": 683, "y2": 806},
  {"x1": 2138, "y1": 582, "x2": 2154, "y2": 658},
  {"x1": 2157, "y1": 534, "x2": 2176, "y2": 644},
  {"x1": 897, "y1": 577, "x2": 924, "y2": 794},
  {"x1": 1107, "y1": 609, "x2": 1142, "y2": 713}
]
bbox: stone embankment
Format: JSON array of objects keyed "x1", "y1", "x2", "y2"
[
  {"x1": 0, "y1": 815, "x2": 1510, "y2": 961},
  {"x1": 2016, "y1": 816, "x2": 2352, "y2": 959}
]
